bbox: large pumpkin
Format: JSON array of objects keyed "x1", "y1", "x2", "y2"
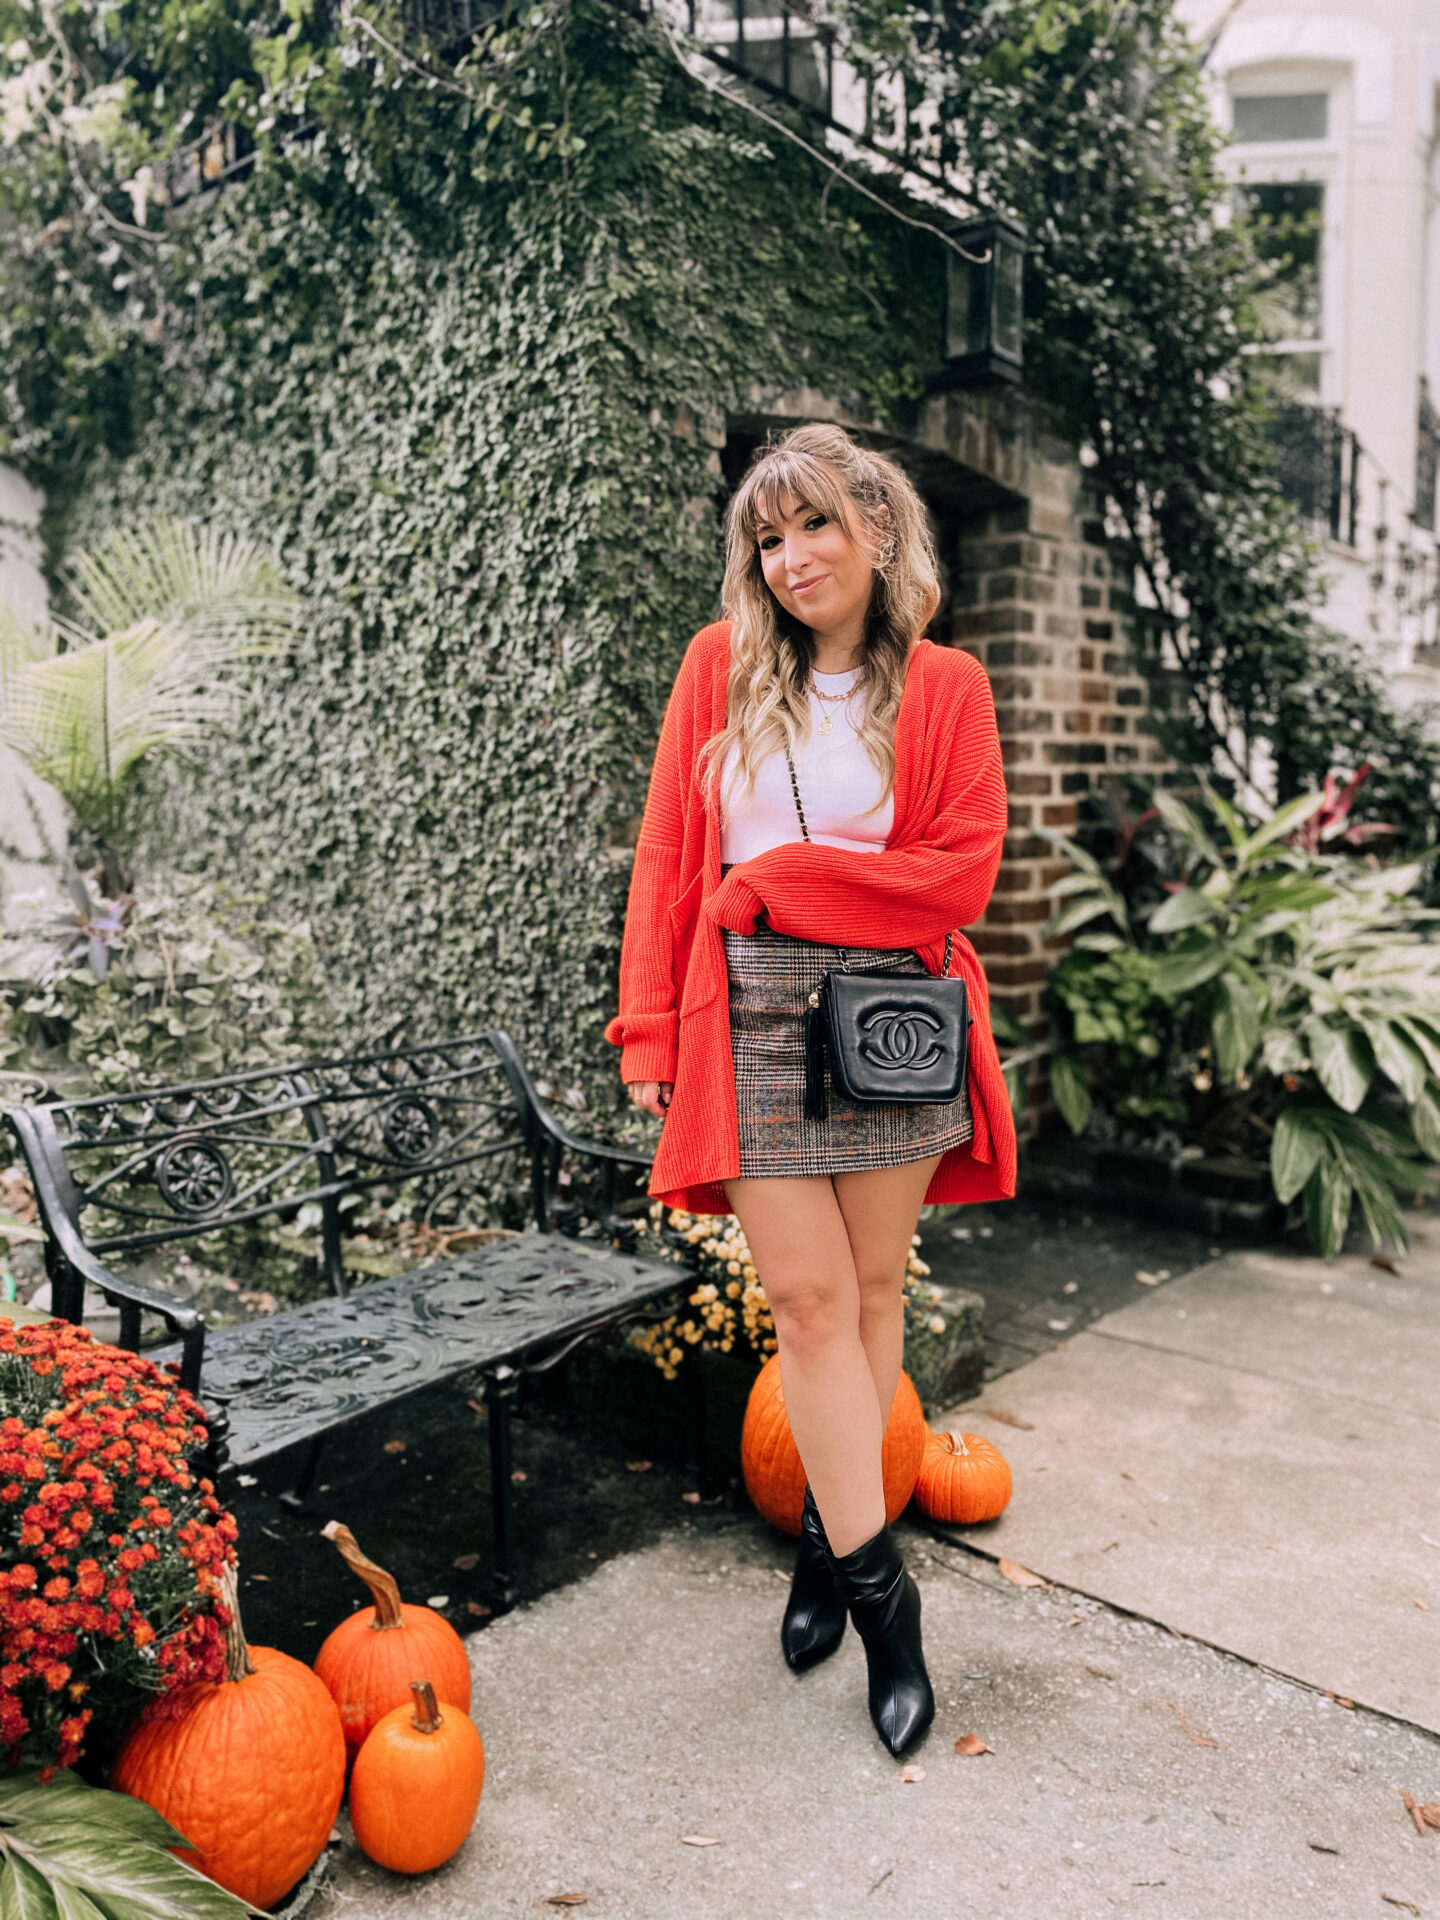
[
  {"x1": 314, "y1": 1521, "x2": 472, "y2": 1756},
  {"x1": 915, "y1": 1430, "x2": 1013, "y2": 1524},
  {"x1": 741, "y1": 1355, "x2": 927, "y2": 1536},
  {"x1": 113, "y1": 1568, "x2": 345, "y2": 1911},
  {"x1": 349, "y1": 1680, "x2": 485, "y2": 1875}
]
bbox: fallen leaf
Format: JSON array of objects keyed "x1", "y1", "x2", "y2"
[
  {"x1": 511, "y1": 1469, "x2": 527, "y2": 1483},
  {"x1": 980, "y1": 1409, "x2": 1034, "y2": 1431},
  {"x1": 546, "y1": 1897, "x2": 589, "y2": 1908},
  {"x1": 681, "y1": 1491, "x2": 701, "y2": 1504},
  {"x1": 1084, "y1": 1666, "x2": 1116, "y2": 1682},
  {"x1": 453, "y1": 1552, "x2": 480, "y2": 1571},
  {"x1": 426, "y1": 1594, "x2": 449, "y2": 1608},
  {"x1": 235, "y1": 1473, "x2": 258, "y2": 1488},
  {"x1": 998, "y1": 1558, "x2": 1046, "y2": 1589},
  {"x1": 1371, "y1": 1256, "x2": 1400, "y2": 1274},
  {"x1": 1166, "y1": 1701, "x2": 1220, "y2": 1748},
  {"x1": 1120, "y1": 1471, "x2": 1134, "y2": 1481},
  {"x1": 1324, "y1": 1692, "x2": 1355, "y2": 1708},
  {"x1": 467, "y1": 1398, "x2": 486, "y2": 1416},
  {"x1": 249, "y1": 1573, "x2": 269, "y2": 1583},
  {"x1": 1415, "y1": 1600, "x2": 1430, "y2": 1611},
  {"x1": 467, "y1": 1600, "x2": 492, "y2": 1618},
  {"x1": 1380, "y1": 1897, "x2": 1419, "y2": 1916},
  {"x1": 625, "y1": 1460, "x2": 653, "y2": 1473},
  {"x1": 1400, "y1": 1790, "x2": 1440, "y2": 1835},
  {"x1": 1306, "y1": 1841, "x2": 1340, "y2": 1855},
  {"x1": 383, "y1": 1439, "x2": 406, "y2": 1454},
  {"x1": 1047, "y1": 1318, "x2": 1073, "y2": 1332},
  {"x1": 1099, "y1": 1540, "x2": 1120, "y2": 1553},
  {"x1": 954, "y1": 1734, "x2": 992, "y2": 1756},
  {"x1": 681, "y1": 1835, "x2": 720, "y2": 1847},
  {"x1": 1134, "y1": 1270, "x2": 1163, "y2": 1285},
  {"x1": 900, "y1": 1764, "x2": 926, "y2": 1782}
]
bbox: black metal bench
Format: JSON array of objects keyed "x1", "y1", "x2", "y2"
[{"x1": 3, "y1": 1031, "x2": 692, "y2": 1611}]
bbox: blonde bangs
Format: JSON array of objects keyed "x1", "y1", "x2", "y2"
[{"x1": 700, "y1": 423, "x2": 940, "y2": 811}]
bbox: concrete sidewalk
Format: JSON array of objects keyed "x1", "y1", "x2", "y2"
[{"x1": 315, "y1": 1214, "x2": 1440, "y2": 1918}]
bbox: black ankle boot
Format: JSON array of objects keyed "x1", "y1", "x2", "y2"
[
  {"x1": 780, "y1": 1486, "x2": 848, "y2": 1672},
  {"x1": 827, "y1": 1524, "x2": 935, "y2": 1756}
]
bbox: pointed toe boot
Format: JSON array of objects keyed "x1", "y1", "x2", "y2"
[
  {"x1": 828, "y1": 1524, "x2": 935, "y2": 1756},
  {"x1": 780, "y1": 1486, "x2": 848, "y2": 1672}
]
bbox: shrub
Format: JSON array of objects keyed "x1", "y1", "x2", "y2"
[
  {"x1": 1040, "y1": 786, "x2": 1440, "y2": 1257},
  {"x1": 0, "y1": 875, "x2": 337, "y2": 1098},
  {"x1": 0, "y1": 1319, "x2": 236, "y2": 1772}
]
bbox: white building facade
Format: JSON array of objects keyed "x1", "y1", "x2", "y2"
[{"x1": 1177, "y1": 0, "x2": 1440, "y2": 706}]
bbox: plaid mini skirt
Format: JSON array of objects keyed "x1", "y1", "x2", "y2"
[{"x1": 723, "y1": 925, "x2": 974, "y2": 1180}]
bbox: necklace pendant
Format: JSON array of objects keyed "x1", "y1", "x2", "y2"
[{"x1": 818, "y1": 711, "x2": 834, "y2": 735}]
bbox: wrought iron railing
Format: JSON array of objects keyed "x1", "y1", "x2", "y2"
[
  {"x1": 1414, "y1": 376, "x2": 1440, "y2": 534},
  {"x1": 1267, "y1": 402, "x2": 1360, "y2": 548}
]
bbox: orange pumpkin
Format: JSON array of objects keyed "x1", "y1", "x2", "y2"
[
  {"x1": 915, "y1": 1430, "x2": 1013, "y2": 1523},
  {"x1": 349, "y1": 1679, "x2": 485, "y2": 1875},
  {"x1": 113, "y1": 1568, "x2": 345, "y2": 1911},
  {"x1": 314, "y1": 1521, "x2": 472, "y2": 1756},
  {"x1": 740, "y1": 1355, "x2": 928, "y2": 1536}
]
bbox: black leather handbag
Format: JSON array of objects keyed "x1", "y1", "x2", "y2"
[{"x1": 783, "y1": 743, "x2": 970, "y2": 1122}]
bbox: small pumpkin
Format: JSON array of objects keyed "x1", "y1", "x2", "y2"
[
  {"x1": 113, "y1": 1567, "x2": 346, "y2": 1911},
  {"x1": 740, "y1": 1355, "x2": 928, "y2": 1536},
  {"x1": 314, "y1": 1521, "x2": 472, "y2": 1756},
  {"x1": 915, "y1": 1430, "x2": 1013, "y2": 1524},
  {"x1": 349, "y1": 1679, "x2": 485, "y2": 1875}
]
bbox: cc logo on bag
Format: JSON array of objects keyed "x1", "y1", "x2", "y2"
[{"x1": 859, "y1": 1006, "x2": 945, "y2": 1072}]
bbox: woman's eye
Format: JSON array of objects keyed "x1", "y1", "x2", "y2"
[
  {"x1": 805, "y1": 515, "x2": 828, "y2": 531},
  {"x1": 758, "y1": 534, "x2": 780, "y2": 552}
]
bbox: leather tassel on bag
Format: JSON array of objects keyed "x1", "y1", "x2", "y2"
[{"x1": 803, "y1": 986, "x2": 829, "y2": 1122}]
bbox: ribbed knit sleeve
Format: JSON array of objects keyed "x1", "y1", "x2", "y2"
[
  {"x1": 705, "y1": 649, "x2": 1006, "y2": 948},
  {"x1": 603, "y1": 643, "x2": 696, "y2": 1085}
]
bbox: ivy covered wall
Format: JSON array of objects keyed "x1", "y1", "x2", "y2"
[{"x1": 63, "y1": 3, "x2": 954, "y2": 1100}]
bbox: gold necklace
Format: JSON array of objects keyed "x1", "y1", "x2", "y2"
[{"x1": 811, "y1": 678, "x2": 856, "y2": 736}]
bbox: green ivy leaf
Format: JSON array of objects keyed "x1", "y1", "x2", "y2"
[
  {"x1": 1147, "y1": 888, "x2": 1214, "y2": 935},
  {"x1": 1302, "y1": 1156, "x2": 1351, "y2": 1261}
]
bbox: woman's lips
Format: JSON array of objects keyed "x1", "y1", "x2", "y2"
[{"x1": 791, "y1": 575, "x2": 827, "y2": 597}]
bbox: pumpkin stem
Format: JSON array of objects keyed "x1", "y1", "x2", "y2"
[
  {"x1": 322, "y1": 1521, "x2": 405, "y2": 1630},
  {"x1": 218, "y1": 1564, "x2": 256, "y2": 1683},
  {"x1": 947, "y1": 1433, "x2": 970, "y2": 1456},
  {"x1": 409, "y1": 1680, "x2": 443, "y2": 1734}
]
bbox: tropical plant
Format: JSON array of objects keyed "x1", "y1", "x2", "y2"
[
  {"x1": 1040, "y1": 786, "x2": 1440, "y2": 1257},
  {"x1": 0, "y1": 1767, "x2": 250, "y2": 1920},
  {"x1": 0, "y1": 517, "x2": 298, "y2": 890}
]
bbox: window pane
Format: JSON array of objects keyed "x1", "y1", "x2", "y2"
[
  {"x1": 1232, "y1": 93, "x2": 1328, "y2": 142},
  {"x1": 1243, "y1": 181, "x2": 1324, "y2": 340}
]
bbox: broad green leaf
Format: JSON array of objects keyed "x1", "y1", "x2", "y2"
[
  {"x1": 1409, "y1": 1089, "x2": 1440, "y2": 1163},
  {"x1": 1302, "y1": 1020, "x2": 1372, "y2": 1113},
  {"x1": 1003, "y1": 1058, "x2": 1028, "y2": 1130},
  {"x1": 1047, "y1": 872, "x2": 1106, "y2": 901},
  {"x1": 0, "y1": 1856, "x2": 60, "y2": 1920},
  {"x1": 1205, "y1": 786, "x2": 1248, "y2": 849},
  {"x1": 1232, "y1": 875, "x2": 1338, "y2": 919},
  {"x1": 1364, "y1": 1021, "x2": 1428, "y2": 1105},
  {"x1": 1049, "y1": 1053, "x2": 1092, "y2": 1136},
  {"x1": 1071, "y1": 932, "x2": 1127, "y2": 953},
  {"x1": 1271, "y1": 1106, "x2": 1326, "y2": 1205},
  {"x1": 1148, "y1": 888, "x2": 1214, "y2": 935},
  {"x1": 1395, "y1": 1016, "x2": 1440, "y2": 1077},
  {"x1": 1260, "y1": 1026, "x2": 1307, "y2": 1076},
  {"x1": 1303, "y1": 1157, "x2": 1352, "y2": 1260},
  {"x1": 1211, "y1": 974, "x2": 1261, "y2": 1082},
  {"x1": 1236, "y1": 789, "x2": 1326, "y2": 863},
  {"x1": 1150, "y1": 945, "x2": 1227, "y2": 997},
  {"x1": 0, "y1": 1786, "x2": 184, "y2": 1855},
  {"x1": 4, "y1": 1836, "x2": 250, "y2": 1920},
  {"x1": 1350, "y1": 1169, "x2": 1409, "y2": 1255},
  {"x1": 47, "y1": 1879, "x2": 106, "y2": 1920},
  {"x1": 1044, "y1": 896, "x2": 1122, "y2": 940},
  {"x1": 1150, "y1": 788, "x2": 1226, "y2": 867}
]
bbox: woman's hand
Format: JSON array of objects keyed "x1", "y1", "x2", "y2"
[{"x1": 627, "y1": 1081, "x2": 673, "y2": 1119}]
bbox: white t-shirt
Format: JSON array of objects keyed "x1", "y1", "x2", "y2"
[{"x1": 719, "y1": 666, "x2": 893, "y2": 864}]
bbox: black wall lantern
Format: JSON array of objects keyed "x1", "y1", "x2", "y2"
[{"x1": 939, "y1": 213, "x2": 1027, "y2": 387}]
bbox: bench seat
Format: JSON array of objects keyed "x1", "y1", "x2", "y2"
[{"x1": 151, "y1": 1232, "x2": 680, "y2": 1467}]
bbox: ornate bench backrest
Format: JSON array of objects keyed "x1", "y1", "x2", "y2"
[{"x1": 5, "y1": 1032, "x2": 535, "y2": 1311}]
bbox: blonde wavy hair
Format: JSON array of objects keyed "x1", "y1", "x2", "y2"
[{"x1": 700, "y1": 423, "x2": 941, "y2": 808}]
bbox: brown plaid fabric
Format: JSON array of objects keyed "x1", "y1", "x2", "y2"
[{"x1": 723, "y1": 926, "x2": 974, "y2": 1179}]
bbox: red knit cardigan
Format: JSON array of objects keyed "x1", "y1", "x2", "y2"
[{"x1": 604, "y1": 621, "x2": 1017, "y2": 1215}]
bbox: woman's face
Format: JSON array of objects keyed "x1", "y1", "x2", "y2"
[{"x1": 755, "y1": 491, "x2": 873, "y2": 640}]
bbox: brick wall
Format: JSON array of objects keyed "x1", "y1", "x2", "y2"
[{"x1": 940, "y1": 456, "x2": 1166, "y2": 1088}]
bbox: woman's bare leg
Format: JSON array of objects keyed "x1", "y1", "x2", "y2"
[
  {"x1": 723, "y1": 1175, "x2": 885, "y2": 1557},
  {"x1": 832, "y1": 1154, "x2": 943, "y2": 1429}
]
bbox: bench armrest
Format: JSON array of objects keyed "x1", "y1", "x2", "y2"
[
  {"x1": 4, "y1": 1107, "x2": 207, "y2": 1395},
  {"x1": 486, "y1": 1030, "x2": 654, "y2": 1171}
]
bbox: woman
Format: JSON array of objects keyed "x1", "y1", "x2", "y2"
[{"x1": 605, "y1": 422, "x2": 1015, "y2": 1757}]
